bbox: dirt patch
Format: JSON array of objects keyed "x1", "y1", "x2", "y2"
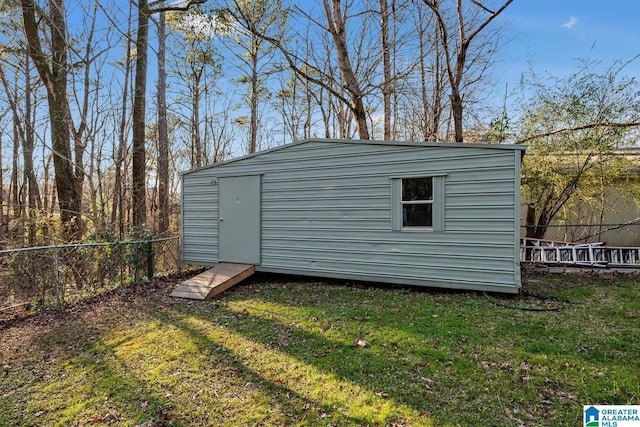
[{"x1": 0, "y1": 273, "x2": 190, "y2": 342}]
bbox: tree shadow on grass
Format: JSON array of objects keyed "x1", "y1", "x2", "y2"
[
  {"x1": 163, "y1": 294, "x2": 440, "y2": 424},
  {"x1": 179, "y1": 275, "x2": 640, "y2": 424},
  {"x1": 3, "y1": 306, "x2": 374, "y2": 426},
  {"x1": 0, "y1": 319, "x2": 175, "y2": 425},
  {"x1": 150, "y1": 308, "x2": 387, "y2": 426}
]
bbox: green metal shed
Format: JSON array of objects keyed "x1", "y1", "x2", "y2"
[{"x1": 181, "y1": 139, "x2": 526, "y2": 293}]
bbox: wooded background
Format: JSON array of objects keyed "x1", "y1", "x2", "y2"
[{"x1": 1, "y1": 0, "x2": 639, "y2": 249}]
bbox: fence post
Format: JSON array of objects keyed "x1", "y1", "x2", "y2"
[
  {"x1": 176, "y1": 237, "x2": 182, "y2": 275},
  {"x1": 146, "y1": 240, "x2": 154, "y2": 279},
  {"x1": 54, "y1": 246, "x2": 61, "y2": 306},
  {"x1": 119, "y1": 241, "x2": 124, "y2": 287}
]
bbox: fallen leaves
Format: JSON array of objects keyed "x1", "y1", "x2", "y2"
[
  {"x1": 90, "y1": 412, "x2": 119, "y2": 423},
  {"x1": 421, "y1": 377, "x2": 435, "y2": 388},
  {"x1": 478, "y1": 360, "x2": 491, "y2": 370},
  {"x1": 354, "y1": 338, "x2": 368, "y2": 348},
  {"x1": 0, "y1": 272, "x2": 637, "y2": 426}
]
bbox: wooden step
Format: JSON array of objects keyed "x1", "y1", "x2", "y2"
[{"x1": 170, "y1": 263, "x2": 255, "y2": 300}]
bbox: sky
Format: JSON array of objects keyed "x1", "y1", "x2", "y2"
[
  {"x1": 494, "y1": 0, "x2": 640, "y2": 103},
  {"x1": 73, "y1": 1, "x2": 640, "y2": 113}
]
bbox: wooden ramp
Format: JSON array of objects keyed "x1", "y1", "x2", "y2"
[{"x1": 170, "y1": 263, "x2": 255, "y2": 300}]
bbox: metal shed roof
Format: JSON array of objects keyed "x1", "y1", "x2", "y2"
[{"x1": 181, "y1": 138, "x2": 527, "y2": 176}]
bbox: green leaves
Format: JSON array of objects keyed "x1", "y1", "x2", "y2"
[{"x1": 517, "y1": 59, "x2": 640, "y2": 238}]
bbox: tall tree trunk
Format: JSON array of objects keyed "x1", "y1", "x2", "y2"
[
  {"x1": 132, "y1": 0, "x2": 149, "y2": 230},
  {"x1": 112, "y1": 28, "x2": 132, "y2": 237},
  {"x1": 418, "y1": 10, "x2": 430, "y2": 141},
  {"x1": 96, "y1": 143, "x2": 106, "y2": 234},
  {"x1": 430, "y1": 36, "x2": 443, "y2": 140},
  {"x1": 323, "y1": 0, "x2": 370, "y2": 140},
  {"x1": 192, "y1": 72, "x2": 202, "y2": 167},
  {"x1": 49, "y1": 86, "x2": 80, "y2": 233},
  {"x1": 23, "y1": 50, "x2": 39, "y2": 245},
  {"x1": 88, "y1": 132, "x2": 98, "y2": 233},
  {"x1": 21, "y1": 0, "x2": 82, "y2": 238},
  {"x1": 13, "y1": 114, "x2": 24, "y2": 246},
  {"x1": 450, "y1": 87, "x2": 464, "y2": 143},
  {"x1": 0, "y1": 128, "x2": 3, "y2": 246},
  {"x1": 249, "y1": 45, "x2": 259, "y2": 153},
  {"x1": 0, "y1": 62, "x2": 24, "y2": 237},
  {"x1": 379, "y1": 0, "x2": 391, "y2": 140},
  {"x1": 41, "y1": 150, "x2": 51, "y2": 243},
  {"x1": 157, "y1": 12, "x2": 169, "y2": 235},
  {"x1": 10, "y1": 118, "x2": 19, "y2": 223}
]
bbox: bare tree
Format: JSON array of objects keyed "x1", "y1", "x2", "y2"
[
  {"x1": 156, "y1": 11, "x2": 169, "y2": 235},
  {"x1": 416, "y1": 3, "x2": 446, "y2": 140},
  {"x1": 322, "y1": 0, "x2": 370, "y2": 139},
  {"x1": 225, "y1": 0, "x2": 286, "y2": 153},
  {"x1": 110, "y1": 3, "x2": 134, "y2": 236},
  {"x1": 0, "y1": 52, "x2": 41, "y2": 244},
  {"x1": 238, "y1": 1, "x2": 377, "y2": 140},
  {"x1": 10, "y1": 111, "x2": 20, "y2": 225},
  {"x1": 21, "y1": 0, "x2": 82, "y2": 236},
  {"x1": 0, "y1": 124, "x2": 4, "y2": 245},
  {"x1": 131, "y1": 0, "x2": 206, "y2": 230},
  {"x1": 379, "y1": 0, "x2": 392, "y2": 140},
  {"x1": 68, "y1": 3, "x2": 94, "y2": 234},
  {"x1": 168, "y1": 7, "x2": 223, "y2": 168},
  {"x1": 422, "y1": 0, "x2": 513, "y2": 142}
]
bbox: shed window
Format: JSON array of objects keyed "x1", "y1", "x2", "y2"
[
  {"x1": 402, "y1": 178, "x2": 433, "y2": 227},
  {"x1": 391, "y1": 174, "x2": 445, "y2": 232}
]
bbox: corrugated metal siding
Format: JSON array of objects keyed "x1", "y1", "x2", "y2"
[
  {"x1": 181, "y1": 174, "x2": 218, "y2": 265},
  {"x1": 181, "y1": 140, "x2": 524, "y2": 293}
]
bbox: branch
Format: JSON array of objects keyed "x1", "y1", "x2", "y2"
[
  {"x1": 20, "y1": 0, "x2": 53, "y2": 91},
  {"x1": 293, "y1": 5, "x2": 329, "y2": 32},
  {"x1": 580, "y1": 217, "x2": 640, "y2": 242},
  {"x1": 259, "y1": 32, "x2": 351, "y2": 106},
  {"x1": 470, "y1": 0, "x2": 494, "y2": 14},
  {"x1": 516, "y1": 121, "x2": 640, "y2": 144},
  {"x1": 149, "y1": 0, "x2": 207, "y2": 14},
  {"x1": 227, "y1": 1, "x2": 352, "y2": 107},
  {"x1": 421, "y1": 0, "x2": 455, "y2": 87},
  {"x1": 466, "y1": 0, "x2": 513, "y2": 44}
]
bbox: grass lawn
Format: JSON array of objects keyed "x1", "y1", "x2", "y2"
[{"x1": 0, "y1": 271, "x2": 638, "y2": 426}]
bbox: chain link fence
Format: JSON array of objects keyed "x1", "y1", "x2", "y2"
[
  {"x1": 0, "y1": 237, "x2": 181, "y2": 319},
  {"x1": 521, "y1": 223, "x2": 640, "y2": 246}
]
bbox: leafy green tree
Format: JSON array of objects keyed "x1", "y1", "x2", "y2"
[
  {"x1": 517, "y1": 60, "x2": 640, "y2": 239},
  {"x1": 481, "y1": 108, "x2": 509, "y2": 144}
]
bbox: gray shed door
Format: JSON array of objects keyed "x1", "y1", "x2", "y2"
[{"x1": 218, "y1": 175, "x2": 261, "y2": 264}]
